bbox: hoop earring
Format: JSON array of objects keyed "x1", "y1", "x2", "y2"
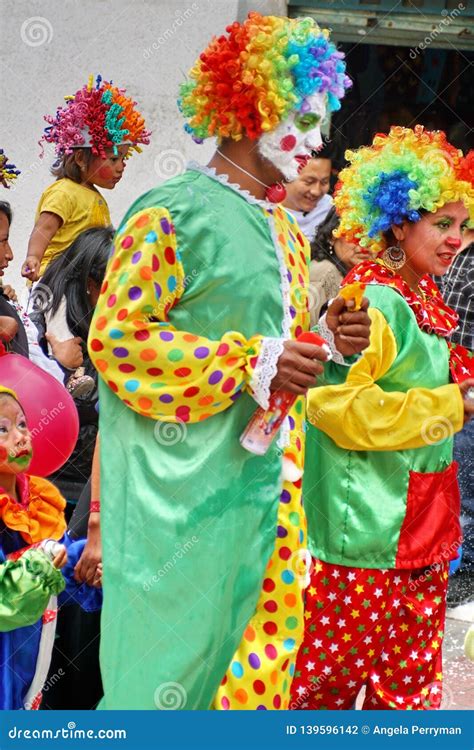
[{"x1": 382, "y1": 243, "x2": 406, "y2": 271}]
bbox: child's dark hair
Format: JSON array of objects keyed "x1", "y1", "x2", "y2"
[
  {"x1": 310, "y1": 206, "x2": 346, "y2": 275},
  {"x1": 38, "y1": 226, "x2": 114, "y2": 340},
  {"x1": 51, "y1": 149, "x2": 93, "y2": 182},
  {"x1": 0, "y1": 201, "x2": 12, "y2": 225}
]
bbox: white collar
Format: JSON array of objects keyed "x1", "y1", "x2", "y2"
[{"x1": 187, "y1": 161, "x2": 276, "y2": 210}]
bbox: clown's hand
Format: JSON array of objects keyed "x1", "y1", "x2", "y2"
[{"x1": 326, "y1": 295, "x2": 371, "y2": 357}]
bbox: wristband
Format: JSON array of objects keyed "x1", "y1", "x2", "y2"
[{"x1": 90, "y1": 500, "x2": 101, "y2": 513}]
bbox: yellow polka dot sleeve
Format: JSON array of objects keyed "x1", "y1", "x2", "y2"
[{"x1": 88, "y1": 206, "x2": 266, "y2": 422}]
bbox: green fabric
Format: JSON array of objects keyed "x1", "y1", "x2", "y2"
[
  {"x1": 0, "y1": 550, "x2": 64, "y2": 632},
  {"x1": 99, "y1": 172, "x2": 287, "y2": 709},
  {"x1": 304, "y1": 284, "x2": 454, "y2": 568}
]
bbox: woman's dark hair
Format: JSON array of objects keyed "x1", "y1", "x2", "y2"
[
  {"x1": 38, "y1": 226, "x2": 114, "y2": 341},
  {"x1": 310, "y1": 206, "x2": 347, "y2": 275},
  {"x1": 0, "y1": 201, "x2": 12, "y2": 225},
  {"x1": 51, "y1": 149, "x2": 93, "y2": 182}
]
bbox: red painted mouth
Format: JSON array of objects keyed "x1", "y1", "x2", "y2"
[
  {"x1": 14, "y1": 449, "x2": 30, "y2": 458},
  {"x1": 438, "y1": 252, "x2": 456, "y2": 266}
]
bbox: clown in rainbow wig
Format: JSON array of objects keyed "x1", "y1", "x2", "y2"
[
  {"x1": 88, "y1": 12, "x2": 370, "y2": 710},
  {"x1": 290, "y1": 126, "x2": 474, "y2": 710},
  {"x1": 334, "y1": 125, "x2": 474, "y2": 254},
  {"x1": 22, "y1": 75, "x2": 150, "y2": 281}
]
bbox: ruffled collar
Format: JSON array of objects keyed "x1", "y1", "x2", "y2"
[
  {"x1": 187, "y1": 161, "x2": 276, "y2": 211},
  {"x1": 343, "y1": 259, "x2": 459, "y2": 337},
  {"x1": 0, "y1": 474, "x2": 66, "y2": 544}
]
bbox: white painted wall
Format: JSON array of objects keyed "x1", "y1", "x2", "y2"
[{"x1": 1, "y1": 0, "x2": 287, "y2": 289}]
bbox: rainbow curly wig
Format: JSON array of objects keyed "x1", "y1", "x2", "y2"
[
  {"x1": 0, "y1": 149, "x2": 20, "y2": 189},
  {"x1": 178, "y1": 12, "x2": 351, "y2": 142},
  {"x1": 40, "y1": 75, "x2": 151, "y2": 160},
  {"x1": 334, "y1": 125, "x2": 474, "y2": 255}
]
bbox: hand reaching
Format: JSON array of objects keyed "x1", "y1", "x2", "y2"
[
  {"x1": 326, "y1": 295, "x2": 371, "y2": 357},
  {"x1": 21, "y1": 256, "x2": 41, "y2": 282}
]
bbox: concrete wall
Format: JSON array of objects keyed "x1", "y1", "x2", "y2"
[{"x1": 1, "y1": 0, "x2": 287, "y2": 288}]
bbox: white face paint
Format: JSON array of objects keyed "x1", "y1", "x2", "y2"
[{"x1": 258, "y1": 92, "x2": 327, "y2": 182}]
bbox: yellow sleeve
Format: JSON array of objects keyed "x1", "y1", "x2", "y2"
[
  {"x1": 36, "y1": 182, "x2": 74, "y2": 224},
  {"x1": 307, "y1": 307, "x2": 464, "y2": 451},
  {"x1": 88, "y1": 206, "x2": 266, "y2": 423}
]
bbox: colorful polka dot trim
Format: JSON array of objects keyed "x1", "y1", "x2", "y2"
[{"x1": 214, "y1": 205, "x2": 311, "y2": 709}]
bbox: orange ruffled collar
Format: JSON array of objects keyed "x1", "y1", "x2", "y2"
[{"x1": 0, "y1": 474, "x2": 66, "y2": 544}]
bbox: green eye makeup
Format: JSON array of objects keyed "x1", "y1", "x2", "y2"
[{"x1": 294, "y1": 113, "x2": 321, "y2": 132}]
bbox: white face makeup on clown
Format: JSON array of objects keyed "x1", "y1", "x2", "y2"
[{"x1": 258, "y1": 92, "x2": 327, "y2": 182}]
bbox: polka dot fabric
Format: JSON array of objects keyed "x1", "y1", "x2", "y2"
[
  {"x1": 89, "y1": 206, "x2": 266, "y2": 422},
  {"x1": 214, "y1": 206, "x2": 312, "y2": 710}
]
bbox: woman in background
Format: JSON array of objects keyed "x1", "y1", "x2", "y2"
[{"x1": 309, "y1": 206, "x2": 367, "y2": 325}]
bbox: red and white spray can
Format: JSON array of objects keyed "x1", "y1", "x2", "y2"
[{"x1": 240, "y1": 332, "x2": 331, "y2": 456}]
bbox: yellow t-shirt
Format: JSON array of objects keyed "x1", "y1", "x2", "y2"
[{"x1": 36, "y1": 178, "x2": 111, "y2": 275}]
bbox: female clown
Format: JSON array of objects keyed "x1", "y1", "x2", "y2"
[{"x1": 291, "y1": 126, "x2": 474, "y2": 711}]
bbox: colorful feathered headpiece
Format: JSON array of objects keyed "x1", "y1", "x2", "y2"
[
  {"x1": 334, "y1": 125, "x2": 474, "y2": 255},
  {"x1": 40, "y1": 75, "x2": 151, "y2": 159},
  {"x1": 0, "y1": 149, "x2": 20, "y2": 189},
  {"x1": 178, "y1": 12, "x2": 351, "y2": 142}
]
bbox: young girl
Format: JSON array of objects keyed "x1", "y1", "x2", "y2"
[
  {"x1": 0, "y1": 384, "x2": 101, "y2": 709},
  {"x1": 21, "y1": 75, "x2": 150, "y2": 282},
  {"x1": 30, "y1": 227, "x2": 112, "y2": 511}
]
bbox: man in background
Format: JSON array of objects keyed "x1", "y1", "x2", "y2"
[
  {"x1": 284, "y1": 139, "x2": 333, "y2": 243},
  {"x1": 438, "y1": 241, "x2": 474, "y2": 609}
]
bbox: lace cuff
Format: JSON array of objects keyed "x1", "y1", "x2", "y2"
[
  {"x1": 250, "y1": 337, "x2": 285, "y2": 409},
  {"x1": 318, "y1": 313, "x2": 349, "y2": 366}
]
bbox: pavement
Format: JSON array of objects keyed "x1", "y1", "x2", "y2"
[{"x1": 441, "y1": 601, "x2": 474, "y2": 710}]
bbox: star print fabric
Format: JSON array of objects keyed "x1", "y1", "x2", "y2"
[{"x1": 290, "y1": 559, "x2": 449, "y2": 710}]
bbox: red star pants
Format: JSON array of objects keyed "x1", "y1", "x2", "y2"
[{"x1": 289, "y1": 559, "x2": 449, "y2": 710}]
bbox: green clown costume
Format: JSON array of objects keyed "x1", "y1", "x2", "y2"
[{"x1": 89, "y1": 12, "x2": 351, "y2": 710}]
